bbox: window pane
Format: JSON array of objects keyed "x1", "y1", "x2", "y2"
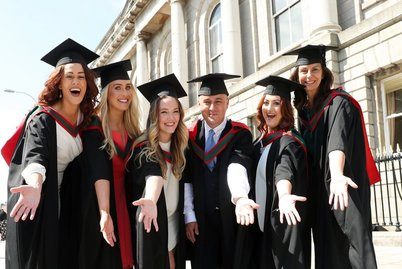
[
  {"x1": 272, "y1": 0, "x2": 287, "y2": 14},
  {"x1": 394, "y1": 117, "x2": 402, "y2": 150},
  {"x1": 212, "y1": 55, "x2": 222, "y2": 73},
  {"x1": 210, "y1": 3, "x2": 221, "y2": 25},
  {"x1": 210, "y1": 25, "x2": 220, "y2": 57},
  {"x1": 290, "y1": 3, "x2": 303, "y2": 43},
  {"x1": 275, "y1": 10, "x2": 290, "y2": 51}
]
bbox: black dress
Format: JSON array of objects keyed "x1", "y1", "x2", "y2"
[
  {"x1": 5, "y1": 107, "x2": 81, "y2": 269},
  {"x1": 127, "y1": 142, "x2": 169, "y2": 269},
  {"x1": 251, "y1": 130, "x2": 310, "y2": 269},
  {"x1": 298, "y1": 88, "x2": 379, "y2": 269}
]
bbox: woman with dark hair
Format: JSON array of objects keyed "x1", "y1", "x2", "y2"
[
  {"x1": 129, "y1": 73, "x2": 188, "y2": 269},
  {"x1": 2, "y1": 38, "x2": 99, "y2": 269},
  {"x1": 78, "y1": 60, "x2": 142, "y2": 269},
  {"x1": 236, "y1": 76, "x2": 309, "y2": 268},
  {"x1": 288, "y1": 44, "x2": 380, "y2": 269}
]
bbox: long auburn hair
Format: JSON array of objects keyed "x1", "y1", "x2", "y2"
[
  {"x1": 38, "y1": 63, "x2": 98, "y2": 129},
  {"x1": 134, "y1": 95, "x2": 188, "y2": 179},
  {"x1": 97, "y1": 82, "x2": 142, "y2": 159},
  {"x1": 256, "y1": 94, "x2": 295, "y2": 133},
  {"x1": 290, "y1": 64, "x2": 334, "y2": 113}
]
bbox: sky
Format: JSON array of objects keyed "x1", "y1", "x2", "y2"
[{"x1": 0, "y1": 0, "x2": 126, "y2": 202}]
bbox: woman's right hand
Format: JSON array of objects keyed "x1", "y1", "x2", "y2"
[
  {"x1": 132, "y1": 198, "x2": 158, "y2": 233},
  {"x1": 9, "y1": 185, "x2": 41, "y2": 222},
  {"x1": 278, "y1": 194, "x2": 307, "y2": 225},
  {"x1": 100, "y1": 211, "x2": 116, "y2": 247}
]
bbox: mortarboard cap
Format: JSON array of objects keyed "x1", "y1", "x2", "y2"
[
  {"x1": 187, "y1": 73, "x2": 240, "y2": 96},
  {"x1": 284, "y1": 44, "x2": 337, "y2": 67},
  {"x1": 137, "y1": 73, "x2": 187, "y2": 103},
  {"x1": 255, "y1": 75, "x2": 305, "y2": 101},
  {"x1": 41, "y1": 38, "x2": 99, "y2": 67},
  {"x1": 93, "y1": 60, "x2": 132, "y2": 89}
]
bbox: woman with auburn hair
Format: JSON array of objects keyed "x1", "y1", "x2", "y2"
[
  {"x1": 78, "y1": 60, "x2": 141, "y2": 269},
  {"x1": 2, "y1": 38, "x2": 99, "y2": 269},
  {"x1": 287, "y1": 45, "x2": 379, "y2": 269},
  {"x1": 236, "y1": 76, "x2": 310, "y2": 268},
  {"x1": 129, "y1": 73, "x2": 188, "y2": 269}
]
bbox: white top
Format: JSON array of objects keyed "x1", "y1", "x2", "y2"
[
  {"x1": 183, "y1": 119, "x2": 250, "y2": 224},
  {"x1": 159, "y1": 141, "x2": 179, "y2": 251},
  {"x1": 255, "y1": 143, "x2": 272, "y2": 232}
]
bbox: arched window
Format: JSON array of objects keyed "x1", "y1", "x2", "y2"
[{"x1": 209, "y1": 3, "x2": 222, "y2": 72}]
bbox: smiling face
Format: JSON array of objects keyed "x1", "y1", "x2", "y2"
[
  {"x1": 297, "y1": 63, "x2": 323, "y2": 99},
  {"x1": 158, "y1": 96, "x2": 181, "y2": 143},
  {"x1": 107, "y1": 79, "x2": 133, "y2": 113},
  {"x1": 262, "y1": 94, "x2": 283, "y2": 132},
  {"x1": 198, "y1": 94, "x2": 229, "y2": 129},
  {"x1": 59, "y1": 63, "x2": 87, "y2": 107}
]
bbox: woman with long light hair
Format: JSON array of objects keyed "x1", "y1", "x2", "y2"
[
  {"x1": 129, "y1": 73, "x2": 188, "y2": 269},
  {"x1": 79, "y1": 60, "x2": 141, "y2": 269}
]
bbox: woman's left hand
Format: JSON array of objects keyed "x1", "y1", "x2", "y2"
[
  {"x1": 278, "y1": 194, "x2": 307, "y2": 225},
  {"x1": 329, "y1": 175, "x2": 358, "y2": 211},
  {"x1": 132, "y1": 198, "x2": 158, "y2": 233}
]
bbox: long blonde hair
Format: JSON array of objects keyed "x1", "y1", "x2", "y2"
[
  {"x1": 97, "y1": 82, "x2": 141, "y2": 159},
  {"x1": 134, "y1": 95, "x2": 188, "y2": 179}
]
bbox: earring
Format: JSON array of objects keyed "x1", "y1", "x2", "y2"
[{"x1": 59, "y1": 90, "x2": 63, "y2": 99}]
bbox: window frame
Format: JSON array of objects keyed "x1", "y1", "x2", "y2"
[
  {"x1": 208, "y1": 3, "x2": 223, "y2": 73},
  {"x1": 380, "y1": 73, "x2": 402, "y2": 153}
]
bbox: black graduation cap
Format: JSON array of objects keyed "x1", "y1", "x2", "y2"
[
  {"x1": 41, "y1": 38, "x2": 99, "y2": 67},
  {"x1": 93, "y1": 60, "x2": 132, "y2": 89},
  {"x1": 137, "y1": 73, "x2": 187, "y2": 103},
  {"x1": 255, "y1": 75, "x2": 305, "y2": 101},
  {"x1": 187, "y1": 73, "x2": 240, "y2": 96},
  {"x1": 284, "y1": 44, "x2": 337, "y2": 67}
]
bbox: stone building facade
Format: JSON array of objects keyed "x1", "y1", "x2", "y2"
[{"x1": 93, "y1": 0, "x2": 402, "y2": 154}]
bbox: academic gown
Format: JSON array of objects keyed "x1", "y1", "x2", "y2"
[
  {"x1": 5, "y1": 109, "x2": 80, "y2": 269},
  {"x1": 127, "y1": 143, "x2": 169, "y2": 269},
  {"x1": 185, "y1": 119, "x2": 254, "y2": 269},
  {"x1": 251, "y1": 131, "x2": 310, "y2": 269},
  {"x1": 298, "y1": 88, "x2": 378, "y2": 269},
  {"x1": 77, "y1": 115, "x2": 135, "y2": 269}
]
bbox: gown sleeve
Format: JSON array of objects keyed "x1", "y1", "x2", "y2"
[
  {"x1": 228, "y1": 129, "x2": 253, "y2": 169},
  {"x1": 326, "y1": 96, "x2": 358, "y2": 157},
  {"x1": 274, "y1": 141, "x2": 306, "y2": 186},
  {"x1": 82, "y1": 129, "x2": 112, "y2": 183}
]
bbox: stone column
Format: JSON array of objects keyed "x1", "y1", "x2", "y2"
[
  {"x1": 135, "y1": 31, "x2": 151, "y2": 127},
  {"x1": 170, "y1": 0, "x2": 189, "y2": 108},
  {"x1": 309, "y1": 0, "x2": 341, "y2": 37},
  {"x1": 221, "y1": 0, "x2": 243, "y2": 77}
]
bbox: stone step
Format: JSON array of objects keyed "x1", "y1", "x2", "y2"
[{"x1": 373, "y1": 231, "x2": 402, "y2": 247}]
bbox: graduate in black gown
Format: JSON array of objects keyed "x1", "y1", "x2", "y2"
[
  {"x1": 2, "y1": 38, "x2": 99, "y2": 269},
  {"x1": 239, "y1": 76, "x2": 310, "y2": 268},
  {"x1": 129, "y1": 74, "x2": 188, "y2": 269},
  {"x1": 287, "y1": 45, "x2": 380, "y2": 269},
  {"x1": 79, "y1": 60, "x2": 142, "y2": 268},
  {"x1": 185, "y1": 73, "x2": 255, "y2": 269}
]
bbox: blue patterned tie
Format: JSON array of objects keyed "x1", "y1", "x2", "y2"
[{"x1": 205, "y1": 129, "x2": 216, "y2": 170}]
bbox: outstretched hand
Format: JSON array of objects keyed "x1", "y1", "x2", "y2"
[
  {"x1": 100, "y1": 212, "x2": 116, "y2": 247},
  {"x1": 133, "y1": 198, "x2": 158, "y2": 233},
  {"x1": 9, "y1": 185, "x2": 41, "y2": 222},
  {"x1": 278, "y1": 194, "x2": 307, "y2": 225},
  {"x1": 329, "y1": 175, "x2": 358, "y2": 211},
  {"x1": 235, "y1": 198, "x2": 259, "y2": 226}
]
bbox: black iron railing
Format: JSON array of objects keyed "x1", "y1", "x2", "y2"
[{"x1": 372, "y1": 150, "x2": 402, "y2": 232}]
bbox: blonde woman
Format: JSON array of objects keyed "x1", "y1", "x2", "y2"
[
  {"x1": 130, "y1": 73, "x2": 188, "y2": 269},
  {"x1": 80, "y1": 60, "x2": 141, "y2": 269}
]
